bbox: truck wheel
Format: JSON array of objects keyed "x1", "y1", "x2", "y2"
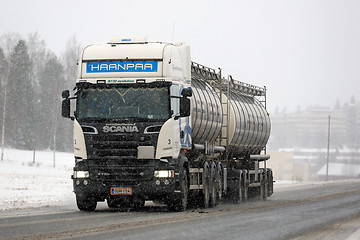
[
  {"x1": 268, "y1": 169, "x2": 273, "y2": 197},
  {"x1": 261, "y1": 171, "x2": 267, "y2": 201},
  {"x1": 168, "y1": 168, "x2": 188, "y2": 212},
  {"x1": 242, "y1": 171, "x2": 248, "y2": 202},
  {"x1": 209, "y1": 162, "x2": 217, "y2": 207},
  {"x1": 233, "y1": 170, "x2": 244, "y2": 203},
  {"x1": 201, "y1": 162, "x2": 210, "y2": 208},
  {"x1": 76, "y1": 194, "x2": 97, "y2": 211},
  {"x1": 239, "y1": 170, "x2": 245, "y2": 202},
  {"x1": 215, "y1": 163, "x2": 223, "y2": 205}
]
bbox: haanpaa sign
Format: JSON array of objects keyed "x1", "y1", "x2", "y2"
[{"x1": 86, "y1": 61, "x2": 158, "y2": 73}]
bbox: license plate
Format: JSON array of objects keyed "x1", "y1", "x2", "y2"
[{"x1": 110, "y1": 187, "x2": 132, "y2": 195}]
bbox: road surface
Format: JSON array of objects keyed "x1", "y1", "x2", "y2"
[{"x1": 1, "y1": 180, "x2": 360, "y2": 240}]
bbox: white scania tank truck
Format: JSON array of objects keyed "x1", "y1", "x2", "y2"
[{"x1": 62, "y1": 36, "x2": 273, "y2": 211}]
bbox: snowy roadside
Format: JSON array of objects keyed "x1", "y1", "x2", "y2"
[
  {"x1": 1, "y1": 148, "x2": 358, "y2": 212},
  {"x1": 0, "y1": 148, "x2": 74, "y2": 211},
  {"x1": 274, "y1": 178, "x2": 360, "y2": 193}
]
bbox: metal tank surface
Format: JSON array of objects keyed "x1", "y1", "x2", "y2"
[
  {"x1": 225, "y1": 91, "x2": 271, "y2": 154},
  {"x1": 191, "y1": 78, "x2": 223, "y2": 145},
  {"x1": 190, "y1": 64, "x2": 270, "y2": 156}
]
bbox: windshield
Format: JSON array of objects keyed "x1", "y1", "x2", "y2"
[{"x1": 76, "y1": 86, "x2": 170, "y2": 121}]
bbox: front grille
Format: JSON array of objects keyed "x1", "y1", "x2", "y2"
[
  {"x1": 87, "y1": 134, "x2": 152, "y2": 159},
  {"x1": 88, "y1": 160, "x2": 154, "y2": 184}
]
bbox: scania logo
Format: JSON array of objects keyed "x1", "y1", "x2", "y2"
[{"x1": 103, "y1": 124, "x2": 139, "y2": 133}]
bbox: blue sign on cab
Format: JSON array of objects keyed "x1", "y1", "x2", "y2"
[{"x1": 86, "y1": 61, "x2": 158, "y2": 73}]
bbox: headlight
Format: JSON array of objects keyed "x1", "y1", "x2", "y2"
[
  {"x1": 73, "y1": 171, "x2": 90, "y2": 178},
  {"x1": 154, "y1": 170, "x2": 174, "y2": 178}
]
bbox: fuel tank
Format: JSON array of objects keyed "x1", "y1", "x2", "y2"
[{"x1": 191, "y1": 78, "x2": 271, "y2": 155}]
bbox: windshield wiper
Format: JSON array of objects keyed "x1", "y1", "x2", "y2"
[
  {"x1": 125, "y1": 117, "x2": 164, "y2": 122},
  {"x1": 78, "y1": 117, "x2": 110, "y2": 122}
]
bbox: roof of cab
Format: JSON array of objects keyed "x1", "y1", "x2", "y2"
[{"x1": 82, "y1": 40, "x2": 168, "y2": 61}]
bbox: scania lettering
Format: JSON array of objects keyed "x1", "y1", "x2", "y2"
[
  {"x1": 62, "y1": 36, "x2": 273, "y2": 212},
  {"x1": 103, "y1": 125, "x2": 139, "y2": 133}
]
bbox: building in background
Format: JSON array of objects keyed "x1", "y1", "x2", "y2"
[
  {"x1": 268, "y1": 98, "x2": 360, "y2": 180},
  {"x1": 267, "y1": 151, "x2": 309, "y2": 181}
]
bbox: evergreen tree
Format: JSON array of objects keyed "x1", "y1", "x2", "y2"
[
  {"x1": 38, "y1": 53, "x2": 65, "y2": 150},
  {"x1": 6, "y1": 40, "x2": 35, "y2": 149}
]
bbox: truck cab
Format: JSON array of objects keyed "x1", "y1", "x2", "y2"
[{"x1": 62, "y1": 36, "x2": 192, "y2": 211}]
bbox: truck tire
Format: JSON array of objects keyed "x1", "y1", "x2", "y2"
[
  {"x1": 209, "y1": 162, "x2": 217, "y2": 207},
  {"x1": 201, "y1": 162, "x2": 210, "y2": 208},
  {"x1": 227, "y1": 182, "x2": 242, "y2": 203},
  {"x1": 168, "y1": 168, "x2": 188, "y2": 212},
  {"x1": 242, "y1": 171, "x2": 248, "y2": 202},
  {"x1": 233, "y1": 170, "x2": 244, "y2": 203},
  {"x1": 268, "y1": 169, "x2": 273, "y2": 197},
  {"x1": 76, "y1": 194, "x2": 97, "y2": 211},
  {"x1": 261, "y1": 170, "x2": 267, "y2": 201},
  {"x1": 215, "y1": 162, "x2": 223, "y2": 205}
]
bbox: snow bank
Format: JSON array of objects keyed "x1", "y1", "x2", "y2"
[{"x1": 0, "y1": 148, "x2": 74, "y2": 211}]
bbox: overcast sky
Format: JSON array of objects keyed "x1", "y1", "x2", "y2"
[{"x1": 1, "y1": 0, "x2": 360, "y2": 113}]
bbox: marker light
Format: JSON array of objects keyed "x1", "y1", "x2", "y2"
[{"x1": 154, "y1": 170, "x2": 174, "y2": 178}]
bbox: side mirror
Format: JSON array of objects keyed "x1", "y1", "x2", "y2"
[
  {"x1": 62, "y1": 90, "x2": 70, "y2": 98},
  {"x1": 181, "y1": 88, "x2": 192, "y2": 97},
  {"x1": 62, "y1": 98, "x2": 71, "y2": 118},
  {"x1": 180, "y1": 97, "x2": 190, "y2": 117}
]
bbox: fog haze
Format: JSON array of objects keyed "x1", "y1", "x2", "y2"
[{"x1": 2, "y1": 0, "x2": 360, "y2": 113}]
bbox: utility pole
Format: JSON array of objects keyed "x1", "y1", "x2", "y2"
[{"x1": 326, "y1": 115, "x2": 331, "y2": 181}]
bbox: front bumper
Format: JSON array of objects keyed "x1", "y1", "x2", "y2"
[
  {"x1": 73, "y1": 177, "x2": 177, "y2": 200},
  {"x1": 72, "y1": 168, "x2": 181, "y2": 202}
]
